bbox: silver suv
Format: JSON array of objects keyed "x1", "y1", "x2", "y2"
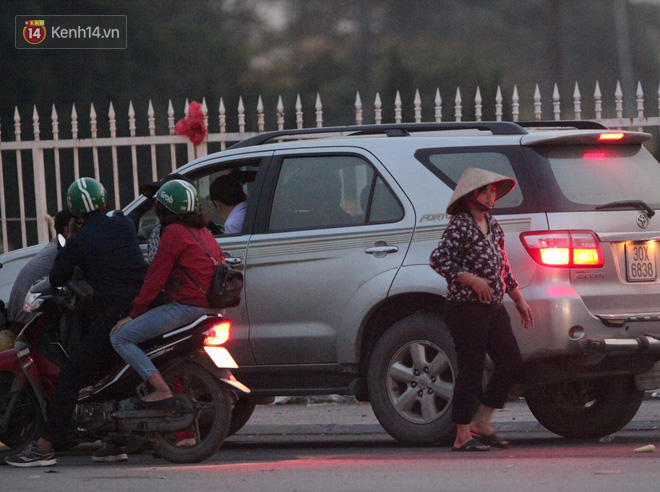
[{"x1": 4, "y1": 121, "x2": 660, "y2": 444}]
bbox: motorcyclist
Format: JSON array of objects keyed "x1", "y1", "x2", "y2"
[
  {"x1": 110, "y1": 180, "x2": 223, "y2": 406},
  {"x1": 6, "y1": 177, "x2": 148, "y2": 468},
  {"x1": 6, "y1": 208, "x2": 78, "y2": 334}
]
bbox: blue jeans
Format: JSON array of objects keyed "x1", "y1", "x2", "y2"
[{"x1": 111, "y1": 302, "x2": 213, "y2": 382}]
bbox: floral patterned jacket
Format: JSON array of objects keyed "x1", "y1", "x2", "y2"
[{"x1": 429, "y1": 212, "x2": 518, "y2": 305}]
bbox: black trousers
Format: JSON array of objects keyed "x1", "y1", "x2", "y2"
[
  {"x1": 41, "y1": 305, "x2": 128, "y2": 444},
  {"x1": 445, "y1": 300, "x2": 523, "y2": 425}
]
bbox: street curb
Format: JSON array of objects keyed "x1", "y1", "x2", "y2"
[{"x1": 237, "y1": 419, "x2": 660, "y2": 437}]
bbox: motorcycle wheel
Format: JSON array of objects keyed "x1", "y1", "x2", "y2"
[
  {"x1": 152, "y1": 363, "x2": 232, "y2": 464},
  {"x1": 0, "y1": 372, "x2": 43, "y2": 455}
]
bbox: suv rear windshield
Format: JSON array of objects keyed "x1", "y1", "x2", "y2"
[{"x1": 523, "y1": 144, "x2": 660, "y2": 211}]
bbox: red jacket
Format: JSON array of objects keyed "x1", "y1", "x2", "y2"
[{"x1": 130, "y1": 223, "x2": 224, "y2": 318}]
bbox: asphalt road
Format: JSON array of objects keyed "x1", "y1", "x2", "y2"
[{"x1": 2, "y1": 398, "x2": 659, "y2": 492}]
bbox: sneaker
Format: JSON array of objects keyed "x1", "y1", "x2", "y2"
[
  {"x1": 5, "y1": 441, "x2": 57, "y2": 468},
  {"x1": 92, "y1": 442, "x2": 128, "y2": 463}
]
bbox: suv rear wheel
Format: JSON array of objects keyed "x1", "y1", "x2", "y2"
[
  {"x1": 367, "y1": 313, "x2": 456, "y2": 446},
  {"x1": 525, "y1": 376, "x2": 644, "y2": 438}
]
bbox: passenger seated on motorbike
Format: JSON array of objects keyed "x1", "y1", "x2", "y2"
[
  {"x1": 5, "y1": 177, "x2": 148, "y2": 468},
  {"x1": 110, "y1": 179, "x2": 224, "y2": 406},
  {"x1": 6, "y1": 209, "x2": 78, "y2": 334}
]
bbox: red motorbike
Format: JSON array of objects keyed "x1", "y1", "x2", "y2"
[{"x1": 0, "y1": 274, "x2": 248, "y2": 464}]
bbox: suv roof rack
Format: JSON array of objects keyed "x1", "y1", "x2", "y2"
[
  {"x1": 518, "y1": 120, "x2": 608, "y2": 130},
  {"x1": 229, "y1": 122, "x2": 528, "y2": 149}
]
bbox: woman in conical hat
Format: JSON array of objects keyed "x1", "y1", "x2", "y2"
[{"x1": 430, "y1": 167, "x2": 533, "y2": 452}]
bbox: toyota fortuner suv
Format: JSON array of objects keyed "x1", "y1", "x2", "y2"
[{"x1": 3, "y1": 121, "x2": 660, "y2": 445}]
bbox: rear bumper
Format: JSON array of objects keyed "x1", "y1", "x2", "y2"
[{"x1": 578, "y1": 335, "x2": 660, "y2": 354}]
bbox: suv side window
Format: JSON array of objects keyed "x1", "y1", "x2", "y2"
[
  {"x1": 268, "y1": 155, "x2": 403, "y2": 231},
  {"x1": 415, "y1": 148, "x2": 524, "y2": 210}
]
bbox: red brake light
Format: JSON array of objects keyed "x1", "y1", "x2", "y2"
[
  {"x1": 520, "y1": 231, "x2": 604, "y2": 268},
  {"x1": 598, "y1": 133, "x2": 625, "y2": 141},
  {"x1": 204, "y1": 321, "x2": 231, "y2": 346}
]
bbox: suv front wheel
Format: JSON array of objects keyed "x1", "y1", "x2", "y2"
[
  {"x1": 524, "y1": 375, "x2": 644, "y2": 438},
  {"x1": 367, "y1": 313, "x2": 457, "y2": 446}
]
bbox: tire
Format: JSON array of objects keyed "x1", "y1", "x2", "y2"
[
  {"x1": 152, "y1": 363, "x2": 232, "y2": 464},
  {"x1": 227, "y1": 399, "x2": 256, "y2": 437},
  {"x1": 525, "y1": 375, "x2": 644, "y2": 438},
  {"x1": 0, "y1": 372, "x2": 43, "y2": 455},
  {"x1": 367, "y1": 313, "x2": 457, "y2": 446}
]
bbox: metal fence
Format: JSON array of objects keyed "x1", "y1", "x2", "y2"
[{"x1": 1, "y1": 80, "x2": 660, "y2": 253}]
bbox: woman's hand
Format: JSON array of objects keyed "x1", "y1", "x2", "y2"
[
  {"x1": 514, "y1": 300, "x2": 534, "y2": 328},
  {"x1": 110, "y1": 316, "x2": 133, "y2": 336},
  {"x1": 460, "y1": 273, "x2": 493, "y2": 303}
]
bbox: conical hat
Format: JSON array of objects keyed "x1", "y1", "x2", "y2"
[{"x1": 446, "y1": 167, "x2": 516, "y2": 214}]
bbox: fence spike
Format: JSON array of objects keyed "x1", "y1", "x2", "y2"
[
  {"x1": 218, "y1": 97, "x2": 226, "y2": 133},
  {"x1": 355, "y1": 91, "x2": 363, "y2": 126},
  {"x1": 615, "y1": 80, "x2": 624, "y2": 119},
  {"x1": 475, "y1": 86, "x2": 482, "y2": 122},
  {"x1": 553, "y1": 83, "x2": 561, "y2": 121},
  {"x1": 277, "y1": 95, "x2": 284, "y2": 131},
  {"x1": 394, "y1": 90, "x2": 402, "y2": 123},
  {"x1": 414, "y1": 89, "x2": 422, "y2": 123},
  {"x1": 636, "y1": 81, "x2": 644, "y2": 120},
  {"x1": 434, "y1": 88, "x2": 442, "y2": 122},
  {"x1": 90, "y1": 103, "x2": 97, "y2": 138},
  {"x1": 315, "y1": 93, "x2": 323, "y2": 128},
  {"x1": 109, "y1": 102, "x2": 117, "y2": 138},
  {"x1": 512, "y1": 85, "x2": 520, "y2": 122},
  {"x1": 374, "y1": 92, "x2": 382, "y2": 125},
  {"x1": 454, "y1": 87, "x2": 462, "y2": 122},
  {"x1": 51, "y1": 105, "x2": 59, "y2": 140},
  {"x1": 184, "y1": 99, "x2": 190, "y2": 115},
  {"x1": 167, "y1": 100, "x2": 175, "y2": 135},
  {"x1": 32, "y1": 106, "x2": 40, "y2": 141},
  {"x1": 296, "y1": 94, "x2": 303, "y2": 129},
  {"x1": 128, "y1": 101, "x2": 136, "y2": 137},
  {"x1": 534, "y1": 84, "x2": 542, "y2": 121},
  {"x1": 148, "y1": 100, "x2": 155, "y2": 136},
  {"x1": 573, "y1": 82, "x2": 582, "y2": 120},
  {"x1": 14, "y1": 107, "x2": 21, "y2": 141},
  {"x1": 202, "y1": 97, "x2": 208, "y2": 131},
  {"x1": 238, "y1": 96, "x2": 246, "y2": 134},
  {"x1": 257, "y1": 95, "x2": 265, "y2": 133},
  {"x1": 495, "y1": 86, "x2": 503, "y2": 122},
  {"x1": 71, "y1": 104, "x2": 78, "y2": 139},
  {"x1": 594, "y1": 81, "x2": 602, "y2": 120}
]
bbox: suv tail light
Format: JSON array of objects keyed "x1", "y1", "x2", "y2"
[{"x1": 520, "y1": 231, "x2": 604, "y2": 268}]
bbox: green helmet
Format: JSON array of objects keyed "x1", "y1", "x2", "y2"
[
  {"x1": 156, "y1": 179, "x2": 199, "y2": 213},
  {"x1": 66, "y1": 178, "x2": 108, "y2": 217}
]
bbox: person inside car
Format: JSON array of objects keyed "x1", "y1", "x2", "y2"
[
  {"x1": 209, "y1": 174, "x2": 248, "y2": 234},
  {"x1": 110, "y1": 180, "x2": 223, "y2": 406},
  {"x1": 429, "y1": 167, "x2": 533, "y2": 452},
  {"x1": 6, "y1": 177, "x2": 148, "y2": 468}
]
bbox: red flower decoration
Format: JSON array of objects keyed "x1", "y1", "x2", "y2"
[{"x1": 175, "y1": 101, "x2": 208, "y2": 146}]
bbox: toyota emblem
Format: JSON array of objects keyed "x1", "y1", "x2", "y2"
[{"x1": 636, "y1": 213, "x2": 650, "y2": 229}]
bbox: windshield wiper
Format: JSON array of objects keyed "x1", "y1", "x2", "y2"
[{"x1": 595, "y1": 200, "x2": 656, "y2": 217}]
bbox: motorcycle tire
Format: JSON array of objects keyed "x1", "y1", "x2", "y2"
[
  {"x1": 152, "y1": 362, "x2": 232, "y2": 464},
  {"x1": 0, "y1": 372, "x2": 43, "y2": 456}
]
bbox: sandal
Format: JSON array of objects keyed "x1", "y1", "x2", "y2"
[
  {"x1": 471, "y1": 432, "x2": 509, "y2": 449},
  {"x1": 452, "y1": 438, "x2": 490, "y2": 452}
]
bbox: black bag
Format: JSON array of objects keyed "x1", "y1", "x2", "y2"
[{"x1": 179, "y1": 227, "x2": 244, "y2": 309}]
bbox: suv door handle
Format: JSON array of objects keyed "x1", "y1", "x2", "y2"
[
  {"x1": 365, "y1": 242, "x2": 399, "y2": 257},
  {"x1": 224, "y1": 256, "x2": 243, "y2": 266}
]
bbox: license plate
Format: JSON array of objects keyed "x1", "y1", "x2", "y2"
[{"x1": 625, "y1": 242, "x2": 657, "y2": 282}]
